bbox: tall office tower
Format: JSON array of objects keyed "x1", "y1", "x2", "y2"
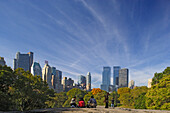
[
  {"x1": 56, "y1": 70, "x2": 62, "y2": 84},
  {"x1": 62, "y1": 77, "x2": 67, "y2": 92},
  {"x1": 128, "y1": 80, "x2": 135, "y2": 89},
  {"x1": 86, "y1": 72, "x2": 91, "y2": 91},
  {"x1": 0, "y1": 57, "x2": 6, "y2": 66},
  {"x1": 119, "y1": 68, "x2": 129, "y2": 88},
  {"x1": 148, "y1": 79, "x2": 152, "y2": 88},
  {"x1": 51, "y1": 67, "x2": 56, "y2": 89},
  {"x1": 28, "y1": 52, "x2": 33, "y2": 72},
  {"x1": 42, "y1": 62, "x2": 52, "y2": 89},
  {"x1": 113, "y1": 66, "x2": 121, "y2": 86},
  {"x1": 55, "y1": 70, "x2": 63, "y2": 92},
  {"x1": 13, "y1": 52, "x2": 33, "y2": 72},
  {"x1": 101, "y1": 67, "x2": 111, "y2": 92},
  {"x1": 31, "y1": 62, "x2": 42, "y2": 77},
  {"x1": 78, "y1": 75, "x2": 86, "y2": 90}
]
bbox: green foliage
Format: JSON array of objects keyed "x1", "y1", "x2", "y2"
[
  {"x1": 63, "y1": 88, "x2": 87, "y2": 107},
  {"x1": 108, "y1": 91, "x2": 117, "y2": 106},
  {"x1": 152, "y1": 67, "x2": 170, "y2": 85},
  {"x1": 117, "y1": 87, "x2": 131, "y2": 95},
  {"x1": 118, "y1": 86, "x2": 148, "y2": 108},
  {"x1": 94, "y1": 90, "x2": 107, "y2": 105},
  {"x1": 84, "y1": 92, "x2": 93, "y2": 104},
  {"x1": 146, "y1": 74, "x2": 170, "y2": 110},
  {"x1": 0, "y1": 66, "x2": 55, "y2": 111},
  {"x1": 46, "y1": 92, "x2": 67, "y2": 108},
  {"x1": 134, "y1": 93, "x2": 146, "y2": 109}
]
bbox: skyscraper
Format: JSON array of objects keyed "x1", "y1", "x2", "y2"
[
  {"x1": 54, "y1": 69, "x2": 63, "y2": 93},
  {"x1": 119, "y1": 68, "x2": 129, "y2": 88},
  {"x1": 128, "y1": 80, "x2": 135, "y2": 89},
  {"x1": 78, "y1": 75, "x2": 86, "y2": 85},
  {"x1": 78, "y1": 75, "x2": 86, "y2": 90},
  {"x1": 86, "y1": 72, "x2": 91, "y2": 91},
  {"x1": 0, "y1": 57, "x2": 6, "y2": 66},
  {"x1": 51, "y1": 67, "x2": 56, "y2": 89},
  {"x1": 42, "y1": 62, "x2": 52, "y2": 89},
  {"x1": 113, "y1": 66, "x2": 121, "y2": 86},
  {"x1": 13, "y1": 52, "x2": 33, "y2": 72},
  {"x1": 62, "y1": 77, "x2": 67, "y2": 92},
  {"x1": 56, "y1": 70, "x2": 62, "y2": 84},
  {"x1": 101, "y1": 67, "x2": 111, "y2": 92},
  {"x1": 31, "y1": 62, "x2": 42, "y2": 77}
]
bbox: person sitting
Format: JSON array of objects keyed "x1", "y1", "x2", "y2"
[
  {"x1": 70, "y1": 96, "x2": 77, "y2": 108},
  {"x1": 78, "y1": 97, "x2": 85, "y2": 108},
  {"x1": 89, "y1": 96, "x2": 97, "y2": 108}
]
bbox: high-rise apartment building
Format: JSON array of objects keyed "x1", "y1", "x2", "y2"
[
  {"x1": 0, "y1": 57, "x2": 6, "y2": 66},
  {"x1": 42, "y1": 62, "x2": 52, "y2": 89},
  {"x1": 31, "y1": 62, "x2": 42, "y2": 77},
  {"x1": 101, "y1": 67, "x2": 111, "y2": 92},
  {"x1": 119, "y1": 68, "x2": 129, "y2": 88},
  {"x1": 128, "y1": 80, "x2": 135, "y2": 89},
  {"x1": 13, "y1": 52, "x2": 33, "y2": 72},
  {"x1": 86, "y1": 72, "x2": 91, "y2": 91},
  {"x1": 113, "y1": 66, "x2": 121, "y2": 86}
]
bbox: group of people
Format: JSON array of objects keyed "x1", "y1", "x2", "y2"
[
  {"x1": 70, "y1": 96, "x2": 97, "y2": 108},
  {"x1": 70, "y1": 93, "x2": 114, "y2": 108}
]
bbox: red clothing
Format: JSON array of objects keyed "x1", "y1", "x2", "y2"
[{"x1": 78, "y1": 101, "x2": 85, "y2": 107}]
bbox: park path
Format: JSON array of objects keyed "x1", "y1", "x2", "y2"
[
  {"x1": 1, "y1": 106, "x2": 170, "y2": 113},
  {"x1": 29, "y1": 106, "x2": 170, "y2": 113}
]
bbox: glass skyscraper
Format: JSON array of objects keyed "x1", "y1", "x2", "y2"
[
  {"x1": 113, "y1": 66, "x2": 121, "y2": 86},
  {"x1": 101, "y1": 67, "x2": 111, "y2": 92},
  {"x1": 31, "y1": 62, "x2": 42, "y2": 77},
  {"x1": 78, "y1": 75, "x2": 86, "y2": 85}
]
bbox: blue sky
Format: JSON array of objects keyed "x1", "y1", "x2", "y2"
[{"x1": 0, "y1": 0, "x2": 170, "y2": 88}]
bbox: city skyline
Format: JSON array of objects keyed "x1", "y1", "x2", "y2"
[{"x1": 0, "y1": 0, "x2": 170, "y2": 88}]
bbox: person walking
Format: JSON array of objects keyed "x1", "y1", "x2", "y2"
[
  {"x1": 104, "y1": 93, "x2": 109, "y2": 108},
  {"x1": 111, "y1": 98, "x2": 114, "y2": 108}
]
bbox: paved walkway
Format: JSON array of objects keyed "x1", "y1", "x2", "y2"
[
  {"x1": 1, "y1": 106, "x2": 170, "y2": 113},
  {"x1": 29, "y1": 106, "x2": 170, "y2": 113}
]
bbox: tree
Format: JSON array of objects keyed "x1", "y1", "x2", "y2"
[
  {"x1": 152, "y1": 67, "x2": 170, "y2": 85},
  {"x1": 0, "y1": 66, "x2": 56, "y2": 111},
  {"x1": 94, "y1": 90, "x2": 107, "y2": 105},
  {"x1": 117, "y1": 87, "x2": 130, "y2": 95},
  {"x1": 146, "y1": 74, "x2": 170, "y2": 110},
  {"x1": 63, "y1": 88, "x2": 87, "y2": 107},
  {"x1": 134, "y1": 93, "x2": 146, "y2": 109},
  {"x1": 0, "y1": 66, "x2": 16, "y2": 111},
  {"x1": 91, "y1": 88, "x2": 102, "y2": 95},
  {"x1": 84, "y1": 91, "x2": 93, "y2": 104},
  {"x1": 45, "y1": 92, "x2": 67, "y2": 108}
]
